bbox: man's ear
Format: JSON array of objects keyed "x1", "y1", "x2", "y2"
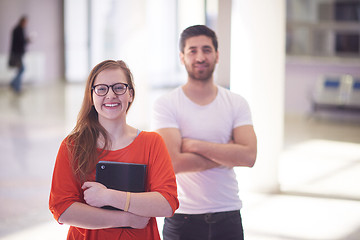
[
  {"x1": 216, "y1": 51, "x2": 219, "y2": 64},
  {"x1": 179, "y1": 52, "x2": 185, "y2": 65}
]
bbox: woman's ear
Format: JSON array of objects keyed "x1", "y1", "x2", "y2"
[{"x1": 129, "y1": 89, "x2": 134, "y2": 102}]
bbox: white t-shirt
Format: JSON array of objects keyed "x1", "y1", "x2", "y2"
[{"x1": 152, "y1": 85, "x2": 253, "y2": 214}]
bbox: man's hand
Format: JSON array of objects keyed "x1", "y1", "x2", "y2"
[
  {"x1": 157, "y1": 128, "x2": 222, "y2": 173},
  {"x1": 182, "y1": 138, "x2": 236, "y2": 153},
  {"x1": 180, "y1": 125, "x2": 257, "y2": 168},
  {"x1": 182, "y1": 138, "x2": 221, "y2": 169},
  {"x1": 181, "y1": 138, "x2": 197, "y2": 153}
]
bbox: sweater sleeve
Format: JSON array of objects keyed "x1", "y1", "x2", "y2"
[{"x1": 49, "y1": 139, "x2": 83, "y2": 222}]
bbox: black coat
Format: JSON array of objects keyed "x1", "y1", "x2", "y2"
[
  {"x1": 8, "y1": 24, "x2": 27, "y2": 67},
  {"x1": 11, "y1": 25, "x2": 26, "y2": 54}
]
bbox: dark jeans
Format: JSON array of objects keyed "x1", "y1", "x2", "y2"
[
  {"x1": 10, "y1": 65, "x2": 24, "y2": 92},
  {"x1": 163, "y1": 210, "x2": 244, "y2": 240}
]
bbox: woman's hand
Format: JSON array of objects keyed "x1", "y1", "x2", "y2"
[
  {"x1": 126, "y1": 213, "x2": 150, "y2": 229},
  {"x1": 82, "y1": 182, "x2": 109, "y2": 208}
]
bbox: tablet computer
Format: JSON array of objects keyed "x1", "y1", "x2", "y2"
[{"x1": 96, "y1": 161, "x2": 147, "y2": 210}]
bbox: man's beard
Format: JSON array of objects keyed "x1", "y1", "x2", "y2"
[{"x1": 185, "y1": 62, "x2": 216, "y2": 82}]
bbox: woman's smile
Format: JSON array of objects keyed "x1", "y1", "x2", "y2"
[{"x1": 103, "y1": 102, "x2": 120, "y2": 108}]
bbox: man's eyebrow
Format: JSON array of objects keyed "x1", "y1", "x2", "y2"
[
  {"x1": 187, "y1": 45, "x2": 212, "y2": 50},
  {"x1": 202, "y1": 45, "x2": 213, "y2": 50}
]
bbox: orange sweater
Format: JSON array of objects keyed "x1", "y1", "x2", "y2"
[{"x1": 49, "y1": 131, "x2": 178, "y2": 240}]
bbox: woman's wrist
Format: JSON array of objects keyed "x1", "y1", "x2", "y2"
[
  {"x1": 106, "y1": 189, "x2": 128, "y2": 211},
  {"x1": 116, "y1": 210, "x2": 130, "y2": 227}
]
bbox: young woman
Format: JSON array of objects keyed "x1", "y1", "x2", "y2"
[{"x1": 49, "y1": 60, "x2": 178, "y2": 239}]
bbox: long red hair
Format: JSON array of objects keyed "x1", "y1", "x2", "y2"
[{"x1": 66, "y1": 60, "x2": 135, "y2": 182}]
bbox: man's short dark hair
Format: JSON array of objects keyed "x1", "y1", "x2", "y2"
[{"x1": 179, "y1": 25, "x2": 218, "y2": 53}]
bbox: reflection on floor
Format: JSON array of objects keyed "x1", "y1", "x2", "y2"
[
  {"x1": 280, "y1": 139, "x2": 360, "y2": 200},
  {"x1": 0, "y1": 83, "x2": 360, "y2": 240}
]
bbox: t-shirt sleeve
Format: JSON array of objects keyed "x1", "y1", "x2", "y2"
[
  {"x1": 145, "y1": 132, "x2": 179, "y2": 214},
  {"x1": 233, "y1": 94, "x2": 253, "y2": 128},
  {"x1": 49, "y1": 139, "x2": 83, "y2": 222},
  {"x1": 151, "y1": 91, "x2": 179, "y2": 131}
]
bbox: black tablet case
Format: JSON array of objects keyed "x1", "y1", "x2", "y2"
[{"x1": 95, "y1": 161, "x2": 147, "y2": 210}]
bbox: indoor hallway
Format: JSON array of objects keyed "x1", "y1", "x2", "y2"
[{"x1": 0, "y1": 82, "x2": 360, "y2": 240}]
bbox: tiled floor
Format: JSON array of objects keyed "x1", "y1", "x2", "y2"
[{"x1": 0, "y1": 82, "x2": 360, "y2": 240}]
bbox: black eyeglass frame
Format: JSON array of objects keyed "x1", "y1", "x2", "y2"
[{"x1": 92, "y1": 83, "x2": 129, "y2": 96}]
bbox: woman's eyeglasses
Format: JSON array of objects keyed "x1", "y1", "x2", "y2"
[{"x1": 92, "y1": 83, "x2": 129, "y2": 96}]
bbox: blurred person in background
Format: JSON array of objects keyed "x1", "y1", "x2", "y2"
[{"x1": 8, "y1": 15, "x2": 29, "y2": 93}]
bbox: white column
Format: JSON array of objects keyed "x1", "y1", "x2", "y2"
[
  {"x1": 64, "y1": 0, "x2": 89, "y2": 82},
  {"x1": 215, "y1": 0, "x2": 232, "y2": 88},
  {"x1": 146, "y1": 0, "x2": 178, "y2": 86},
  {"x1": 230, "y1": 0, "x2": 285, "y2": 193}
]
